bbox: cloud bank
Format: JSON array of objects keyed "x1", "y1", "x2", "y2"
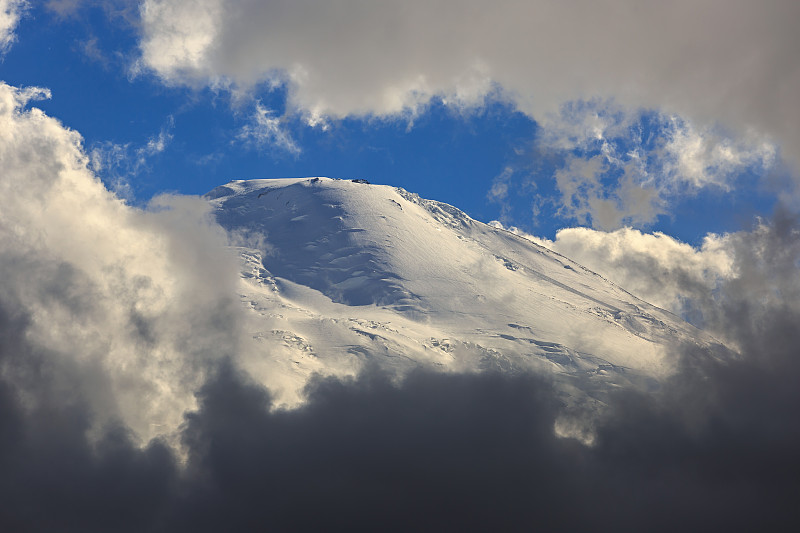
[
  {"x1": 517, "y1": 211, "x2": 800, "y2": 352},
  {"x1": 137, "y1": 0, "x2": 800, "y2": 167},
  {"x1": 531, "y1": 226, "x2": 733, "y2": 324},
  {"x1": 0, "y1": 82, "x2": 244, "y2": 445}
]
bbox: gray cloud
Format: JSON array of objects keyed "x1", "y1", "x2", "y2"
[
  {"x1": 171, "y1": 294, "x2": 800, "y2": 531},
  {"x1": 551, "y1": 153, "x2": 665, "y2": 230},
  {"x1": 3, "y1": 332, "x2": 800, "y2": 531},
  {"x1": 137, "y1": 0, "x2": 800, "y2": 171},
  {"x1": 0, "y1": 300, "x2": 178, "y2": 532}
]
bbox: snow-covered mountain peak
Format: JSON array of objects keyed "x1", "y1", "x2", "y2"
[{"x1": 207, "y1": 178, "x2": 712, "y2": 407}]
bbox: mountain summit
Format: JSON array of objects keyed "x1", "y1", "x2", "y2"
[{"x1": 207, "y1": 178, "x2": 710, "y2": 406}]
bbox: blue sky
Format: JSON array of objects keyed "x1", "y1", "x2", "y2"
[{"x1": 1, "y1": 1, "x2": 789, "y2": 244}]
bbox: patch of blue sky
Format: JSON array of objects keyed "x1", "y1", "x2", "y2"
[
  {"x1": 2, "y1": 4, "x2": 151, "y2": 142},
  {"x1": 278, "y1": 97, "x2": 539, "y2": 222}
]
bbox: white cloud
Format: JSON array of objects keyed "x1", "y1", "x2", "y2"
[
  {"x1": 238, "y1": 101, "x2": 300, "y2": 155},
  {"x1": 537, "y1": 99, "x2": 638, "y2": 154},
  {"x1": 0, "y1": 0, "x2": 26, "y2": 53},
  {"x1": 89, "y1": 117, "x2": 174, "y2": 197},
  {"x1": 536, "y1": 101, "x2": 777, "y2": 229},
  {"x1": 495, "y1": 223, "x2": 735, "y2": 331},
  {"x1": 44, "y1": 0, "x2": 83, "y2": 17},
  {"x1": 660, "y1": 117, "x2": 777, "y2": 191},
  {"x1": 137, "y1": 0, "x2": 223, "y2": 83},
  {"x1": 0, "y1": 82, "x2": 244, "y2": 446},
  {"x1": 143, "y1": 121, "x2": 172, "y2": 155},
  {"x1": 548, "y1": 153, "x2": 662, "y2": 231},
  {"x1": 488, "y1": 219, "x2": 740, "y2": 330},
  {"x1": 487, "y1": 166, "x2": 514, "y2": 222},
  {"x1": 513, "y1": 215, "x2": 800, "y2": 353},
  {"x1": 136, "y1": 0, "x2": 800, "y2": 170}
]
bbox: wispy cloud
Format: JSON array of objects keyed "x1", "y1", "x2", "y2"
[
  {"x1": 0, "y1": 0, "x2": 26, "y2": 54},
  {"x1": 659, "y1": 117, "x2": 776, "y2": 191},
  {"x1": 237, "y1": 101, "x2": 300, "y2": 156},
  {"x1": 486, "y1": 166, "x2": 514, "y2": 222},
  {"x1": 44, "y1": 0, "x2": 83, "y2": 18},
  {"x1": 537, "y1": 100, "x2": 776, "y2": 230},
  {"x1": 90, "y1": 118, "x2": 174, "y2": 197}
]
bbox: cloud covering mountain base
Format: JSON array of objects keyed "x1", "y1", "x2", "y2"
[{"x1": 2, "y1": 338, "x2": 799, "y2": 531}]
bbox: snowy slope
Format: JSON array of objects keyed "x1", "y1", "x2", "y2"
[{"x1": 207, "y1": 178, "x2": 712, "y2": 407}]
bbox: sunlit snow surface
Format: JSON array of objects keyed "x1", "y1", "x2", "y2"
[{"x1": 208, "y1": 178, "x2": 712, "y2": 409}]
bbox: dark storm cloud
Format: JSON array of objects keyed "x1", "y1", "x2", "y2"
[
  {"x1": 0, "y1": 302, "x2": 178, "y2": 533},
  {"x1": 170, "y1": 366, "x2": 587, "y2": 532},
  {"x1": 2, "y1": 290, "x2": 800, "y2": 533},
  {"x1": 592, "y1": 210, "x2": 800, "y2": 529},
  {"x1": 167, "y1": 296, "x2": 800, "y2": 533}
]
